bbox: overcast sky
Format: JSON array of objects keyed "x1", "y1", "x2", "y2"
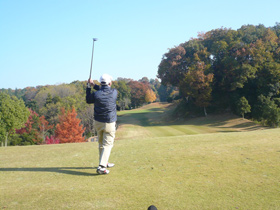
[{"x1": 0, "y1": 0, "x2": 279, "y2": 89}]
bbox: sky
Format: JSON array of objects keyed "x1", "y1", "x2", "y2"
[{"x1": 0, "y1": 0, "x2": 279, "y2": 89}]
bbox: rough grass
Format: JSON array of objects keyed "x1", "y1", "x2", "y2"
[{"x1": 1, "y1": 103, "x2": 279, "y2": 209}]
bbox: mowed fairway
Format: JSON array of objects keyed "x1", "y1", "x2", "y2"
[
  {"x1": 1, "y1": 103, "x2": 280, "y2": 209},
  {"x1": 116, "y1": 103, "x2": 266, "y2": 140}
]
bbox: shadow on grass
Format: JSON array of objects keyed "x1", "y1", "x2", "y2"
[{"x1": 0, "y1": 167, "x2": 99, "y2": 176}]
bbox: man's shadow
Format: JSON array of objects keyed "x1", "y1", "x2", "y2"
[{"x1": 0, "y1": 167, "x2": 99, "y2": 176}]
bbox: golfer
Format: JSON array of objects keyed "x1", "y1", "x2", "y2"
[{"x1": 86, "y1": 74, "x2": 118, "y2": 175}]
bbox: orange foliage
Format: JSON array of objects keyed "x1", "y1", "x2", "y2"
[
  {"x1": 145, "y1": 89, "x2": 157, "y2": 103},
  {"x1": 55, "y1": 108, "x2": 86, "y2": 143}
]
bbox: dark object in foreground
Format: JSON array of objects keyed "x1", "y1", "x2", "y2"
[{"x1": 148, "y1": 205, "x2": 158, "y2": 210}]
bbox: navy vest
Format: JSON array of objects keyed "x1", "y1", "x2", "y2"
[{"x1": 86, "y1": 85, "x2": 118, "y2": 123}]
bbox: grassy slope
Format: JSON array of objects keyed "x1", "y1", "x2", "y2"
[
  {"x1": 1, "y1": 103, "x2": 280, "y2": 210},
  {"x1": 116, "y1": 103, "x2": 266, "y2": 139}
]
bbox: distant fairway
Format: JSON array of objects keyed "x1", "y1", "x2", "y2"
[
  {"x1": 1, "y1": 103, "x2": 279, "y2": 209},
  {"x1": 116, "y1": 103, "x2": 266, "y2": 140}
]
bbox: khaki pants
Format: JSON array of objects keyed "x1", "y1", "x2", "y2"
[{"x1": 95, "y1": 121, "x2": 116, "y2": 167}]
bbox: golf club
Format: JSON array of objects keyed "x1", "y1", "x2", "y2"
[{"x1": 89, "y1": 38, "x2": 98, "y2": 79}]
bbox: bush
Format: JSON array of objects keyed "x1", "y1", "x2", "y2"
[{"x1": 253, "y1": 95, "x2": 280, "y2": 127}]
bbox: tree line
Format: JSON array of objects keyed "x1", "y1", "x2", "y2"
[
  {"x1": 2, "y1": 23, "x2": 280, "y2": 146},
  {"x1": 158, "y1": 23, "x2": 280, "y2": 127},
  {"x1": 0, "y1": 78, "x2": 176, "y2": 146}
]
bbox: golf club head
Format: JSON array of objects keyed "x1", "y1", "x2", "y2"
[{"x1": 93, "y1": 38, "x2": 98, "y2": 41}]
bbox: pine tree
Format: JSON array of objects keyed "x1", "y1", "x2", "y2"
[{"x1": 55, "y1": 108, "x2": 85, "y2": 143}]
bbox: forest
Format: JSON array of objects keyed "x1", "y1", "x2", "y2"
[
  {"x1": 158, "y1": 23, "x2": 280, "y2": 126},
  {"x1": 1, "y1": 23, "x2": 280, "y2": 146},
  {"x1": 0, "y1": 78, "x2": 176, "y2": 146}
]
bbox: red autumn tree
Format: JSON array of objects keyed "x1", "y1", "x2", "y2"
[
  {"x1": 128, "y1": 80, "x2": 149, "y2": 108},
  {"x1": 45, "y1": 135, "x2": 59, "y2": 144},
  {"x1": 16, "y1": 109, "x2": 42, "y2": 144},
  {"x1": 55, "y1": 107, "x2": 86, "y2": 143},
  {"x1": 16, "y1": 109, "x2": 54, "y2": 144}
]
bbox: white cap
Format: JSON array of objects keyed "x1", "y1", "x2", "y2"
[{"x1": 100, "y1": 74, "x2": 113, "y2": 85}]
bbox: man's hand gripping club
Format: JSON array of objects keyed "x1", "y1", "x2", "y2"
[{"x1": 87, "y1": 79, "x2": 95, "y2": 88}]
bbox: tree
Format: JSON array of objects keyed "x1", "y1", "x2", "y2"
[
  {"x1": 158, "y1": 45, "x2": 187, "y2": 86},
  {"x1": 157, "y1": 85, "x2": 176, "y2": 102},
  {"x1": 45, "y1": 135, "x2": 59, "y2": 144},
  {"x1": 236, "y1": 97, "x2": 251, "y2": 118},
  {"x1": 254, "y1": 95, "x2": 280, "y2": 127},
  {"x1": 79, "y1": 106, "x2": 95, "y2": 138},
  {"x1": 112, "y1": 80, "x2": 131, "y2": 110},
  {"x1": 45, "y1": 93, "x2": 53, "y2": 107},
  {"x1": 180, "y1": 62, "x2": 214, "y2": 116},
  {"x1": 55, "y1": 107, "x2": 86, "y2": 143},
  {"x1": 139, "y1": 77, "x2": 150, "y2": 84},
  {"x1": 149, "y1": 78, "x2": 161, "y2": 101},
  {"x1": 39, "y1": 115, "x2": 54, "y2": 143},
  {"x1": 128, "y1": 80, "x2": 149, "y2": 108},
  {"x1": 25, "y1": 100, "x2": 39, "y2": 112},
  {"x1": 157, "y1": 23, "x2": 280, "y2": 125},
  {"x1": 0, "y1": 93, "x2": 30, "y2": 147},
  {"x1": 34, "y1": 84, "x2": 76, "y2": 109},
  {"x1": 15, "y1": 110, "x2": 53, "y2": 145},
  {"x1": 40, "y1": 102, "x2": 62, "y2": 126},
  {"x1": 23, "y1": 87, "x2": 38, "y2": 102},
  {"x1": 145, "y1": 89, "x2": 157, "y2": 103},
  {"x1": 16, "y1": 109, "x2": 42, "y2": 145}
]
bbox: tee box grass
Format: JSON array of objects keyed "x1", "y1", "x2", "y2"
[{"x1": 1, "y1": 103, "x2": 280, "y2": 209}]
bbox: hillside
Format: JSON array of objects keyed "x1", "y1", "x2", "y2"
[
  {"x1": 116, "y1": 102, "x2": 266, "y2": 140},
  {"x1": 1, "y1": 103, "x2": 279, "y2": 210}
]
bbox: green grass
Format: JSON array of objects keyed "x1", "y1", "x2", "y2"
[
  {"x1": 116, "y1": 103, "x2": 265, "y2": 140},
  {"x1": 1, "y1": 103, "x2": 280, "y2": 209}
]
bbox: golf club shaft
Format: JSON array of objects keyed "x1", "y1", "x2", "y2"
[{"x1": 89, "y1": 39, "x2": 95, "y2": 79}]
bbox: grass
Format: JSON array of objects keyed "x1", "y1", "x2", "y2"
[
  {"x1": 116, "y1": 103, "x2": 266, "y2": 140},
  {"x1": 1, "y1": 103, "x2": 280, "y2": 209}
]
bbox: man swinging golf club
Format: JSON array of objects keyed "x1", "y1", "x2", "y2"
[{"x1": 86, "y1": 74, "x2": 118, "y2": 174}]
